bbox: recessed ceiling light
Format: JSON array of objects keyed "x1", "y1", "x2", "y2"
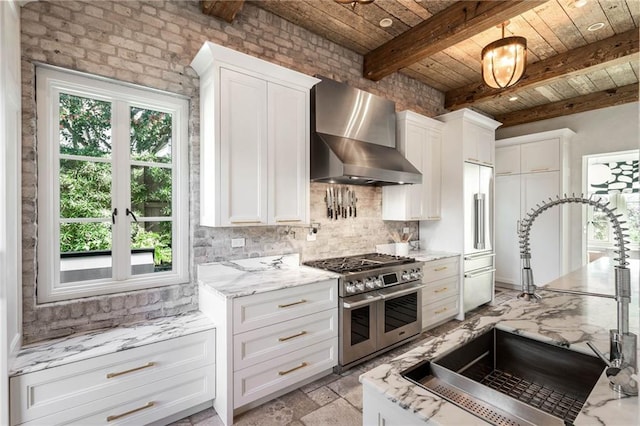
[
  {"x1": 379, "y1": 18, "x2": 393, "y2": 28},
  {"x1": 587, "y1": 22, "x2": 605, "y2": 31},
  {"x1": 509, "y1": 96, "x2": 519, "y2": 101},
  {"x1": 574, "y1": 0, "x2": 588, "y2": 7}
]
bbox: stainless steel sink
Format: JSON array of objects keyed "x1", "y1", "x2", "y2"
[{"x1": 402, "y1": 327, "x2": 606, "y2": 425}]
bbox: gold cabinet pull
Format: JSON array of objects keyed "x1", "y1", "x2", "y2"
[
  {"x1": 434, "y1": 266, "x2": 448, "y2": 272},
  {"x1": 279, "y1": 330, "x2": 307, "y2": 342},
  {"x1": 230, "y1": 220, "x2": 262, "y2": 224},
  {"x1": 106, "y1": 362, "x2": 155, "y2": 379},
  {"x1": 278, "y1": 299, "x2": 306, "y2": 308},
  {"x1": 468, "y1": 157, "x2": 479, "y2": 162},
  {"x1": 530, "y1": 167, "x2": 549, "y2": 172},
  {"x1": 434, "y1": 287, "x2": 449, "y2": 294},
  {"x1": 276, "y1": 219, "x2": 302, "y2": 223},
  {"x1": 434, "y1": 307, "x2": 448, "y2": 315},
  {"x1": 278, "y1": 362, "x2": 308, "y2": 376},
  {"x1": 107, "y1": 401, "x2": 155, "y2": 421},
  {"x1": 496, "y1": 171, "x2": 512, "y2": 175},
  {"x1": 427, "y1": 216, "x2": 440, "y2": 220}
]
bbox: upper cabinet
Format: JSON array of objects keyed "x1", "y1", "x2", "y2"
[
  {"x1": 191, "y1": 42, "x2": 319, "y2": 227},
  {"x1": 382, "y1": 111, "x2": 443, "y2": 221}
]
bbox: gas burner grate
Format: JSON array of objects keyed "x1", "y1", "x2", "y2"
[{"x1": 304, "y1": 253, "x2": 415, "y2": 273}]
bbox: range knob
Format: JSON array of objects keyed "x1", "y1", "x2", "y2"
[
  {"x1": 345, "y1": 282, "x2": 357, "y2": 293},
  {"x1": 374, "y1": 278, "x2": 383, "y2": 287},
  {"x1": 410, "y1": 270, "x2": 420, "y2": 280},
  {"x1": 365, "y1": 279, "x2": 375, "y2": 289},
  {"x1": 355, "y1": 281, "x2": 365, "y2": 291},
  {"x1": 401, "y1": 271, "x2": 411, "y2": 281}
]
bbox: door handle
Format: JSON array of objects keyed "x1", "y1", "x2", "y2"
[
  {"x1": 464, "y1": 253, "x2": 495, "y2": 261},
  {"x1": 474, "y1": 193, "x2": 486, "y2": 250},
  {"x1": 343, "y1": 295, "x2": 381, "y2": 309},
  {"x1": 464, "y1": 268, "x2": 495, "y2": 278},
  {"x1": 378, "y1": 285, "x2": 425, "y2": 300}
]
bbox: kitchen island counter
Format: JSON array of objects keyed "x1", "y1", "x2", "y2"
[
  {"x1": 198, "y1": 254, "x2": 339, "y2": 299},
  {"x1": 360, "y1": 257, "x2": 639, "y2": 425}
]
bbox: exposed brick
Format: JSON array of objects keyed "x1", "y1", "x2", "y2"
[{"x1": 20, "y1": 0, "x2": 443, "y2": 345}]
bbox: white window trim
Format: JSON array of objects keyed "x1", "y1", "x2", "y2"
[{"x1": 36, "y1": 66, "x2": 189, "y2": 303}]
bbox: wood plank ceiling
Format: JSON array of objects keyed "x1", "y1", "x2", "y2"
[{"x1": 203, "y1": 0, "x2": 640, "y2": 126}]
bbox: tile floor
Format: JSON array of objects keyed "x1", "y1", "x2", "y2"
[{"x1": 171, "y1": 287, "x2": 519, "y2": 426}]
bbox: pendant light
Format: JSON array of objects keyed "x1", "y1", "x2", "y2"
[
  {"x1": 335, "y1": 0, "x2": 375, "y2": 10},
  {"x1": 481, "y1": 22, "x2": 527, "y2": 89}
]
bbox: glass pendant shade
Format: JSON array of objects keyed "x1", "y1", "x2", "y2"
[{"x1": 481, "y1": 35, "x2": 527, "y2": 89}]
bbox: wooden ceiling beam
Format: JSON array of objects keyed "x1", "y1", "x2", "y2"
[
  {"x1": 363, "y1": 0, "x2": 547, "y2": 81},
  {"x1": 201, "y1": 0, "x2": 245, "y2": 23},
  {"x1": 494, "y1": 83, "x2": 639, "y2": 127},
  {"x1": 446, "y1": 29, "x2": 640, "y2": 110}
]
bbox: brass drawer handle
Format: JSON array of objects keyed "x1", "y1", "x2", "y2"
[
  {"x1": 107, "y1": 401, "x2": 155, "y2": 421},
  {"x1": 434, "y1": 287, "x2": 449, "y2": 293},
  {"x1": 279, "y1": 362, "x2": 308, "y2": 376},
  {"x1": 410, "y1": 217, "x2": 421, "y2": 220},
  {"x1": 276, "y1": 219, "x2": 302, "y2": 223},
  {"x1": 106, "y1": 362, "x2": 155, "y2": 379},
  {"x1": 278, "y1": 299, "x2": 307, "y2": 308},
  {"x1": 530, "y1": 167, "x2": 549, "y2": 172},
  {"x1": 427, "y1": 216, "x2": 440, "y2": 220},
  {"x1": 230, "y1": 220, "x2": 262, "y2": 224},
  {"x1": 434, "y1": 307, "x2": 448, "y2": 315},
  {"x1": 279, "y1": 330, "x2": 307, "y2": 342},
  {"x1": 434, "y1": 266, "x2": 448, "y2": 272},
  {"x1": 468, "y1": 157, "x2": 479, "y2": 162},
  {"x1": 496, "y1": 171, "x2": 512, "y2": 175}
]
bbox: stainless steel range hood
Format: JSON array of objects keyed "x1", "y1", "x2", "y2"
[{"x1": 310, "y1": 77, "x2": 421, "y2": 185}]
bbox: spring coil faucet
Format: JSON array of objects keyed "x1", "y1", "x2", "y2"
[{"x1": 518, "y1": 194, "x2": 637, "y2": 396}]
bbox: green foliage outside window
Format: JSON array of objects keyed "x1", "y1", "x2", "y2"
[{"x1": 58, "y1": 94, "x2": 174, "y2": 267}]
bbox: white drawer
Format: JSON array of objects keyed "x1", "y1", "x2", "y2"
[
  {"x1": 422, "y1": 257, "x2": 459, "y2": 283},
  {"x1": 234, "y1": 338, "x2": 337, "y2": 408},
  {"x1": 422, "y1": 295, "x2": 459, "y2": 330},
  {"x1": 234, "y1": 309, "x2": 337, "y2": 371},
  {"x1": 423, "y1": 276, "x2": 458, "y2": 303},
  {"x1": 10, "y1": 330, "x2": 215, "y2": 425},
  {"x1": 233, "y1": 279, "x2": 337, "y2": 334},
  {"x1": 23, "y1": 365, "x2": 215, "y2": 425}
]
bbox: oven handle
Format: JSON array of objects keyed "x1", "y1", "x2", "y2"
[
  {"x1": 378, "y1": 284, "x2": 425, "y2": 300},
  {"x1": 342, "y1": 295, "x2": 381, "y2": 309}
]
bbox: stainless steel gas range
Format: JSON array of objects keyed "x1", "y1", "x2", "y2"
[{"x1": 304, "y1": 253, "x2": 424, "y2": 372}]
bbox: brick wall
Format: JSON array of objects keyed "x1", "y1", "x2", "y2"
[{"x1": 20, "y1": 0, "x2": 445, "y2": 344}]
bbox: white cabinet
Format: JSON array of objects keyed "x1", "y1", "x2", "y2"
[
  {"x1": 10, "y1": 331, "x2": 215, "y2": 425},
  {"x1": 191, "y1": 42, "x2": 319, "y2": 227},
  {"x1": 420, "y1": 256, "x2": 460, "y2": 329},
  {"x1": 463, "y1": 121, "x2": 495, "y2": 166},
  {"x1": 382, "y1": 111, "x2": 443, "y2": 221},
  {"x1": 199, "y1": 279, "x2": 338, "y2": 426},
  {"x1": 494, "y1": 129, "x2": 574, "y2": 288},
  {"x1": 419, "y1": 109, "x2": 501, "y2": 320}
]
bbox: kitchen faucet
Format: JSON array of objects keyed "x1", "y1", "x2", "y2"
[{"x1": 517, "y1": 194, "x2": 637, "y2": 396}]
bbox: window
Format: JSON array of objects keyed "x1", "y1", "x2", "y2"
[
  {"x1": 36, "y1": 66, "x2": 189, "y2": 302},
  {"x1": 584, "y1": 150, "x2": 639, "y2": 254}
]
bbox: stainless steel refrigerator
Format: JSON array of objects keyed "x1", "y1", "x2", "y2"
[{"x1": 462, "y1": 162, "x2": 495, "y2": 312}]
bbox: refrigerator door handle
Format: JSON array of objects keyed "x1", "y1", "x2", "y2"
[{"x1": 474, "y1": 193, "x2": 486, "y2": 250}]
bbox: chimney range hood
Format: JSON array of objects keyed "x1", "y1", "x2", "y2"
[{"x1": 310, "y1": 77, "x2": 421, "y2": 186}]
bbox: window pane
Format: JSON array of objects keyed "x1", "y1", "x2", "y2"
[
  {"x1": 60, "y1": 159, "x2": 112, "y2": 219},
  {"x1": 131, "y1": 221, "x2": 172, "y2": 275},
  {"x1": 59, "y1": 93, "x2": 112, "y2": 157},
  {"x1": 130, "y1": 107, "x2": 172, "y2": 163},
  {"x1": 131, "y1": 165, "x2": 172, "y2": 218},
  {"x1": 60, "y1": 222, "x2": 112, "y2": 283}
]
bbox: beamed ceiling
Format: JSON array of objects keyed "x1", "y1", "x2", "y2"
[{"x1": 201, "y1": 0, "x2": 640, "y2": 127}]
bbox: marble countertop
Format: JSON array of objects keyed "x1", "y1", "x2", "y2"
[
  {"x1": 9, "y1": 311, "x2": 215, "y2": 377},
  {"x1": 410, "y1": 250, "x2": 460, "y2": 262},
  {"x1": 197, "y1": 254, "x2": 340, "y2": 299},
  {"x1": 360, "y1": 257, "x2": 639, "y2": 425}
]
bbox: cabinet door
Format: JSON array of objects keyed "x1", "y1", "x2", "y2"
[
  {"x1": 464, "y1": 122, "x2": 494, "y2": 166},
  {"x1": 423, "y1": 128, "x2": 442, "y2": 219},
  {"x1": 521, "y1": 171, "x2": 561, "y2": 286},
  {"x1": 521, "y1": 139, "x2": 560, "y2": 173},
  {"x1": 268, "y1": 83, "x2": 308, "y2": 224},
  {"x1": 220, "y1": 68, "x2": 268, "y2": 226},
  {"x1": 403, "y1": 121, "x2": 425, "y2": 219},
  {"x1": 495, "y1": 145, "x2": 521, "y2": 175},
  {"x1": 495, "y1": 175, "x2": 521, "y2": 285}
]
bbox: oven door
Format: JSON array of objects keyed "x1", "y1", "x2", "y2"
[
  {"x1": 377, "y1": 282, "x2": 423, "y2": 349},
  {"x1": 340, "y1": 293, "x2": 379, "y2": 366}
]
